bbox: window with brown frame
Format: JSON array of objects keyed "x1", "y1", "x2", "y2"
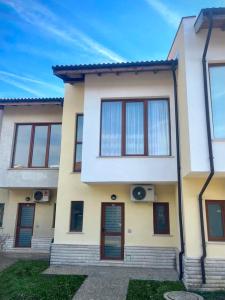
[
  {"x1": 70, "y1": 201, "x2": 84, "y2": 232},
  {"x1": 206, "y1": 200, "x2": 225, "y2": 241},
  {"x1": 74, "y1": 114, "x2": 83, "y2": 172},
  {"x1": 52, "y1": 203, "x2": 56, "y2": 228},
  {"x1": 0, "y1": 203, "x2": 5, "y2": 227},
  {"x1": 209, "y1": 64, "x2": 225, "y2": 139},
  {"x1": 12, "y1": 123, "x2": 62, "y2": 168},
  {"x1": 100, "y1": 99, "x2": 171, "y2": 157},
  {"x1": 153, "y1": 202, "x2": 170, "y2": 234}
]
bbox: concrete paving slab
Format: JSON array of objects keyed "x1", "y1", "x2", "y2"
[
  {"x1": 45, "y1": 265, "x2": 179, "y2": 300},
  {"x1": 73, "y1": 277, "x2": 129, "y2": 300}
]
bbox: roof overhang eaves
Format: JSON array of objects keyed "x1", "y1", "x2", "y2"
[
  {"x1": 195, "y1": 8, "x2": 225, "y2": 32},
  {"x1": 53, "y1": 60, "x2": 178, "y2": 82},
  {"x1": 0, "y1": 98, "x2": 64, "y2": 107}
]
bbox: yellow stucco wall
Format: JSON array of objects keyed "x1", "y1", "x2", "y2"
[
  {"x1": 0, "y1": 189, "x2": 56, "y2": 239},
  {"x1": 54, "y1": 83, "x2": 179, "y2": 248},
  {"x1": 182, "y1": 177, "x2": 225, "y2": 258}
]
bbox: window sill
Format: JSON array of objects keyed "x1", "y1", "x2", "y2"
[
  {"x1": 212, "y1": 139, "x2": 225, "y2": 142},
  {"x1": 97, "y1": 155, "x2": 174, "y2": 159},
  {"x1": 206, "y1": 241, "x2": 225, "y2": 244},
  {"x1": 152, "y1": 234, "x2": 173, "y2": 237},
  {"x1": 67, "y1": 231, "x2": 84, "y2": 234},
  {"x1": 8, "y1": 167, "x2": 59, "y2": 171}
]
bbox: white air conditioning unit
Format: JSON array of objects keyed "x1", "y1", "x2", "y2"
[
  {"x1": 33, "y1": 190, "x2": 50, "y2": 203},
  {"x1": 131, "y1": 185, "x2": 155, "y2": 202}
]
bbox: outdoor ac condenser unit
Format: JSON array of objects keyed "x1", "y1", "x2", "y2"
[
  {"x1": 130, "y1": 185, "x2": 155, "y2": 202},
  {"x1": 33, "y1": 190, "x2": 50, "y2": 203}
]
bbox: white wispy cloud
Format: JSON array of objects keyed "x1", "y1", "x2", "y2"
[
  {"x1": 0, "y1": 71, "x2": 63, "y2": 94},
  {"x1": 0, "y1": 76, "x2": 45, "y2": 97},
  {"x1": 144, "y1": 0, "x2": 181, "y2": 28},
  {"x1": 0, "y1": 0, "x2": 125, "y2": 62}
]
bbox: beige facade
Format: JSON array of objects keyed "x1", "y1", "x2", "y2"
[{"x1": 0, "y1": 7, "x2": 225, "y2": 291}]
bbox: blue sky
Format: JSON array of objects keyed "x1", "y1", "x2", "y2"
[{"x1": 0, "y1": 0, "x2": 224, "y2": 98}]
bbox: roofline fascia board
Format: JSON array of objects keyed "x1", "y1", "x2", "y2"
[
  {"x1": 0, "y1": 102, "x2": 63, "y2": 107},
  {"x1": 53, "y1": 60, "x2": 178, "y2": 81},
  {"x1": 52, "y1": 60, "x2": 177, "y2": 71}
]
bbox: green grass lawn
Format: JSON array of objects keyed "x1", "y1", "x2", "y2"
[
  {"x1": 0, "y1": 260, "x2": 86, "y2": 300},
  {"x1": 126, "y1": 280, "x2": 225, "y2": 300}
]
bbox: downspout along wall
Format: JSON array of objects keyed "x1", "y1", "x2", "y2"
[
  {"x1": 172, "y1": 67, "x2": 185, "y2": 281},
  {"x1": 198, "y1": 11, "x2": 214, "y2": 285}
]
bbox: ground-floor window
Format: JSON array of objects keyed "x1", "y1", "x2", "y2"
[
  {"x1": 0, "y1": 203, "x2": 4, "y2": 227},
  {"x1": 206, "y1": 200, "x2": 225, "y2": 241},
  {"x1": 70, "y1": 201, "x2": 84, "y2": 232},
  {"x1": 52, "y1": 203, "x2": 56, "y2": 228},
  {"x1": 153, "y1": 202, "x2": 170, "y2": 234}
]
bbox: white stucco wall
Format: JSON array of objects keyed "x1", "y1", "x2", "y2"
[
  {"x1": 81, "y1": 72, "x2": 177, "y2": 183},
  {"x1": 0, "y1": 105, "x2": 62, "y2": 188},
  {"x1": 170, "y1": 17, "x2": 225, "y2": 175}
]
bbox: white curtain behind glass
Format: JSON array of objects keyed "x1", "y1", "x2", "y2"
[
  {"x1": 148, "y1": 100, "x2": 170, "y2": 155},
  {"x1": 126, "y1": 102, "x2": 144, "y2": 155},
  {"x1": 101, "y1": 101, "x2": 122, "y2": 156},
  {"x1": 210, "y1": 66, "x2": 225, "y2": 138}
]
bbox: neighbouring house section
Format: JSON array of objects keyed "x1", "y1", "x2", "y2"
[
  {"x1": 0, "y1": 100, "x2": 63, "y2": 188},
  {"x1": 182, "y1": 178, "x2": 225, "y2": 290},
  {"x1": 168, "y1": 14, "x2": 225, "y2": 176},
  {"x1": 0, "y1": 98, "x2": 63, "y2": 253},
  {"x1": 0, "y1": 189, "x2": 57, "y2": 252},
  {"x1": 168, "y1": 9, "x2": 225, "y2": 290}
]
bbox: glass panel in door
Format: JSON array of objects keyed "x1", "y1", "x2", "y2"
[
  {"x1": 101, "y1": 203, "x2": 124, "y2": 260},
  {"x1": 16, "y1": 204, "x2": 35, "y2": 247}
]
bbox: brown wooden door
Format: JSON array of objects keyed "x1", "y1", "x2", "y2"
[
  {"x1": 101, "y1": 203, "x2": 124, "y2": 260},
  {"x1": 15, "y1": 203, "x2": 35, "y2": 248}
]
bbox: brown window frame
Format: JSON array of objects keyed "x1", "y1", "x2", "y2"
[
  {"x1": 69, "y1": 201, "x2": 84, "y2": 232},
  {"x1": 206, "y1": 200, "x2": 225, "y2": 242},
  {"x1": 11, "y1": 123, "x2": 62, "y2": 169},
  {"x1": 100, "y1": 99, "x2": 171, "y2": 157},
  {"x1": 153, "y1": 202, "x2": 170, "y2": 234},
  {"x1": 74, "y1": 114, "x2": 83, "y2": 172}
]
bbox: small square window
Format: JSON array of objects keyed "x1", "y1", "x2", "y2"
[
  {"x1": 153, "y1": 203, "x2": 170, "y2": 234},
  {"x1": 70, "y1": 201, "x2": 84, "y2": 232}
]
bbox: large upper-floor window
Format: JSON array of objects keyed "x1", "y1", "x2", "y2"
[
  {"x1": 12, "y1": 123, "x2": 62, "y2": 168},
  {"x1": 100, "y1": 99, "x2": 170, "y2": 156},
  {"x1": 74, "y1": 114, "x2": 83, "y2": 172},
  {"x1": 209, "y1": 64, "x2": 225, "y2": 138},
  {"x1": 206, "y1": 200, "x2": 225, "y2": 241}
]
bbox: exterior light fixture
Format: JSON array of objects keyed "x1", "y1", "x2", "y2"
[{"x1": 111, "y1": 194, "x2": 117, "y2": 201}]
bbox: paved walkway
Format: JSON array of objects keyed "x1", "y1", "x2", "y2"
[
  {"x1": 0, "y1": 254, "x2": 17, "y2": 272},
  {"x1": 45, "y1": 265, "x2": 179, "y2": 300}
]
